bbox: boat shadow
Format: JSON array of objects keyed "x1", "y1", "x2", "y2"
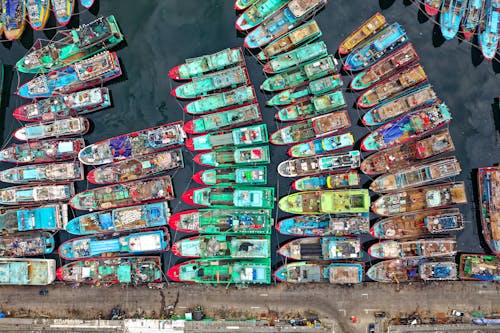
[
  {"x1": 43, "y1": 14, "x2": 59, "y2": 40},
  {"x1": 67, "y1": 1, "x2": 81, "y2": 29},
  {"x1": 19, "y1": 27, "x2": 34, "y2": 50},
  {"x1": 0, "y1": 64, "x2": 14, "y2": 147},
  {"x1": 492, "y1": 56, "x2": 500, "y2": 73},
  {"x1": 378, "y1": 0, "x2": 396, "y2": 10},
  {"x1": 469, "y1": 168, "x2": 491, "y2": 252},
  {"x1": 416, "y1": 1, "x2": 430, "y2": 24},
  {"x1": 470, "y1": 34, "x2": 484, "y2": 67},
  {"x1": 89, "y1": 0, "x2": 101, "y2": 16},
  {"x1": 431, "y1": 19, "x2": 446, "y2": 48},
  {"x1": 492, "y1": 98, "x2": 500, "y2": 141}
]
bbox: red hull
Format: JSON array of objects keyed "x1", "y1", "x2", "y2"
[
  {"x1": 86, "y1": 169, "x2": 97, "y2": 184},
  {"x1": 192, "y1": 170, "x2": 206, "y2": 185},
  {"x1": 168, "y1": 65, "x2": 182, "y2": 80},
  {"x1": 181, "y1": 188, "x2": 205, "y2": 206},
  {"x1": 168, "y1": 209, "x2": 198, "y2": 233},
  {"x1": 424, "y1": 3, "x2": 440, "y2": 16}
]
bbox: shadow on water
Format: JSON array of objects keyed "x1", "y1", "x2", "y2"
[
  {"x1": 1, "y1": 41, "x2": 13, "y2": 50},
  {"x1": 470, "y1": 34, "x2": 484, "y2": 67},
  {"x1": 89, "y1": 0, "x2": 100, "y2": 16},
  {"x1": 113, "y1": 58, "x2": 129, "y2": 85},
  {"x1": 67, "y1": 1, "x2": 80, "y2": 29},
  {"x1": 43, "y1": 15, "x2": 58, "y2": 40},
  {"x1": 470, "y1": 168, "x2": 491, "y2": 251},
  {"x1": 378, "y1": 0, "x2": 396, "y2": 10},
  {"x1": 417, "y1": 2, "x2": 430, "y2": 24},
  {"x1": 402, "y1": 0, "x2": 414, "y2": 6},
  {"x1": 492, "y1": 57, "x2": 500, "y2": 74},
  {"x1": 492, "y1": 98, "x2": 500, "y2": 136},
  {"x1": 0, "y1": 65, "x2": 14, "y2": 147},
  {"x1": 432, "y1": 21, "x2": 446, "y2": 47},
  {"x1": 20, "y1": 27, "x2": 34, "y2": 50}
]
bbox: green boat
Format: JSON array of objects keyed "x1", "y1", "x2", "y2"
[
  {"x1": 275, "y1": 91, "x2": 346, "y2": 122},
  {"x1": 263, "y1": 41, "x2": 328, "y2": 74},
  {"x1": 292, "y1": 171, "x2": 361, "y2": 191},
  {"x1": 235, "y1": 0, "x2": 289, "y2": 31},
  {"x1": 182, "y1": 186, "x2": 275, "y2": 209},
  {"x1": 183, "y1": 86, "x2": 256, "y2": 115},
  {"x1": 193, "y1": 166, "x2": 267, "y2": 185},
  {"x1": 278, "y1": 189, "x2": 370, "y2": 214},
  {"x1": 194, "y1": 146, "x2": 271, "y2": 167},
  {"x1": 186, "y1": 124, "x2": 268, "y2": 151}
]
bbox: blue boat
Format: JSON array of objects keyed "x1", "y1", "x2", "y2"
[
  {"x1": 0, "y1": 231, "x2": 55, "y2": 257},
  {"x1": 461, "y1": 0, "x2": 485, "y2": 39},
  {"x1": 440, "y1": 0, "x2": 466, "y2": 40},
  {"x1": 343, "y1": 23, "x2": 407, "y2": 71},
  {"x1": 275, "y1": 213, "x2": 370, "y2": 236},
  {"x1": 80, "y1": 0, "x2": 94, "y2": 8},
  {"x1": 478, "y1": 0, "x2": 500, "y2": 60},
  {"x1": 287, "y1": 133, "x2": 354, "y2": 157},
  {"x1": 0, "y1": 204, "x2": 67, "y2": 233},
  {"x1": 274, "y1": 262, "x2": 364, "y2": 284},
  {"x1": 65, "y1": 202, "x2": 170, "y2": 236}
]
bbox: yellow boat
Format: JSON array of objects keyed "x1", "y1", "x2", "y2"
[{"x1": 338, "y1": 12, "x2": 386, "y2": 55}]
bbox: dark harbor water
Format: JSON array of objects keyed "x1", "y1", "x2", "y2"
[{"x1": 0, "y1": 0, "x2": 499, "y2": 278}]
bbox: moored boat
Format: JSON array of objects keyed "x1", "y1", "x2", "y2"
[
  {"x1": 186, "y1": 124, "x2": 268, "y2": 151},
  {"x1": 181, "y1": 186, "x2": 275, "y2": 209},
  {"x1": 183, "y1": 86, "x2": 256, "y2": 115},
  {"x1": 367, "y1": 258, "x2": 457, "y2": 283},
  {"x1": 13, "y1": 116, "x2": 90, "y2": 141},
  {"x1": 26, "y1": 0, "x2": 50, "y2": 31},
  {"x1": 368, "y1": 238, "x2": 457, "y2": 259},
  {"x1": 277, "y1": 150, "x2": 361, "y2": 177},
  {"x1": 0, "y1": 231, "x2": 54, "y2": 257},
  {"x1": 440, "y1": 0, "x2": 466, "y2": 40},
  {"x1": 79, "y1": 0, "x2": 94, "y2": 8},
  {"x1": 459, "y1": 254, "x2": 500, "y2": 280},
  {"x1": 277, "y1": 236, "x2": 362, "y2": 260},
  {"x1": 0, "y1": 183, "x2": 75, "y2": 205},
  {"x1": 0, "y1": 138, "x2": 85, "y2": 164},
  {"x1": 234, "y1": 0, "x2": 258, "y2": 10},
  {"x1": 0, "y1": 258, "x2": 56, "y2": 285},
  {"x1": 3, "y1": 0, "x2": 26, "y2": 40},
  {"x1": 274, "y1": 261, "x2": 364, "y2": 284},
  {"x1": 235, "y1": 0, "x2": 289, "y2": 31},
  {"x1": 462, "y1": 0, "x2": 484, "y2": 39},
  {"x1": 278, "y1": 189, "x2": 370, "y2": 214},
  {"x1": 275, "y1": 213, "x2": 370, "y2": 236},
  {"x1": 193, "y1": 166, "x2": 267, "y2": 185},
  {"x1": 263, "y1": 41, "x2": 328, "y2": 74},
  {"x1": 291, "y1": 170, "x2": 360, "y2": 191},
  {"x1": 418, "y1": 261, "x2": 458, "y2": 280},
  {"x1": 478, "y1": 0, "x2": 499, "y2": 60},
  {"x1": 287, "y1": 133, "x2": 354, "y2": 158},
  {"x1": 0, "y1": 161, "x2": 84, "y2": 184},
  {"x1": 425, "y1": 0, "x2": 442, "y2": 15},
  {"x1": 0, "y1": 204, "x2": 67, "y2": 233},
  {"x1": 51, "y1": 0, "x2": 74, "y2": 26},
  {"x1": 275, "y1": 91, "x2": 346, "y2": 122},
  {"x1": 338, "y1": 12, "x2": 387, "y2": 55},
  {"x1": 477, "y1": 166, "x2": 500, "y2": 256},
  {"x1": 193, "y1": 146, "x2": 270, "y2": 167}
]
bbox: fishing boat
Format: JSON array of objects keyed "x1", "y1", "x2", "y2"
[
  {"x1": 0, "y1": 258, "x2": 56, "y2": 285},
  {"x1": 171, "y1": 66, "x2": 249, "y2": 100},
  {"x1": 0, "y1": 183, "x2": 75, "y2": 205},
  {"x1": 244, "y1": 0, "x2": 326, "y2": 49},
  {"x1": 275, "y1": 213, "x2": 370, "y2": 236},
  {"x1": 87, "y1": 149, "x2": 184, "y2": 185},
  {"x1": 368, "y1": 238, "x2": 457, "y2": 259},
  {"x1": 17, "y1": 16, "x2": 123, "y2": 74},
  {"x1": 356, "y1": 64, "x2": 428, "y2": 108},
  {"x1": 338, "y1": 12, "x2": 387, "y2": 55},
  {"x1": 370, "y1": 208, "x2": 464, "y2": 239},
  {"x1": 192, "y1": 166, "x2": 267, "y2": 185},
  {"x1": 13, "y1": 88, "x2": 111, "y2": 122},
  {"x1": 459, "y1": 254, "x2": 500, "y2": 281},
  {"x1": 278, "y1": 189, "x2": 370, "y2": 214},
  {"x1": 477, "y1": 166, "x2": 500, "y2": 256},
  {"x1": 425, "y1": 0, "x2": 442, "y2": 15},
  {"x1": 440, "y1": 0, "x2": 466, "y2": 40},
  {"x1": 168, "y1": 208, "x2": 272, "y2": 234},
  {"x1": 274, "y1": 261, "x2": 364, "y2": 284},
  {"x1": 167, "y1": 258, "x2": 271, "y2": 284},
  {"x1": 419, "y1": 261, "x2": 458, "y2": 280},
  {"x1": 288, "y1": 133, "x2": 354, "y2": 158},
  {"x1": 0, "y1": 231, "x2": 55, "y2": 257},
  {"x1": 51, "y1": 0, "x2": 74, "y2": 26},
  {"x1": 291, "y1": 171, "x2": 361, "y2": 191},
  {"x1": 371, "y1": 182, "x2": 467, "y2": 216},
  {"x1": 277, "y1": 150, "x2": 361, "y2": 177},
  {"x1": 16, "y1": 51, "x2": 122, "y2": 99},
  {"x1": 478, "y1": 0, "x2": 499, "y2": 60},
  {"x1": 275, "y1": 91, "x2": 346, "y2": 122},
  {"x1": 234, "y1": 0, "x2": 258, "y2": 10},
  {"x1": 361, "y1": 84, "x2": 438, "y2": 126},
  {"x1": 65, "y1": 202, "x2": 169, "y2": 235},
  {"x1": 13, "y1": 116, "x2": 90, "y2": 141},
  {"x1": 56, "y1": 256, "x2": 161, "y2": 285},
  {"x1": 0, "y1": 138, "x2": 85, "y2": 164},
  {"x1": 168, "y1": 48, "x2": 245, "y2": 80},
  {"x1": 0, "y1": 204, "x2": 67, "y2": 233},
  {"x1": 186, "y1": 124, "x2": 268, "y2": 152},
  {"x1": 350, "y1": 43, "x2": 419, "y2": 91},
  {"x1": 3, "y1": 0, "x2": 26, "y2": 40},
  {"x1": 26, "y1": 0, "x2": 50, "y2": 30},
  {"x1": 193, "y1": 146, "x2": 270, "y2": 167},
  {"x1": 256, "y1": 20, "x2": 322, "y2": 60},
  {"x1": 183, "y1": 86, "x2": 256, "y2": 115},
  {"x1": 360, "y1": 103, "x2": 452, "y2": 152},
  {"x1": 277, "y1": 237, "x2": 362, "y2": 260},
  {"x1": 181, "y1": 186, "x2": 275, "y2": 209},
  {"x1": 0, "y1": 161, "x2": 84, "y2": 184},
  {"x1": 367, "y1": 258, "x2": 457, "y2": 283},
  {"x1": 270, "y1": 110, "x2": 350, "y2": 145},
  {"x1": 370, "y1": 157, "x2": 462, "y2": 193},
  {"x1": 184, "y1": 103, "x2": 261, "y2": 134},
  {"x1": 78, "y1": 122, "x2": 186, "y2": 166},
  {"x1": 343, "y1": 23, "x2": 408, "y2": 71},
  {"x1": 235, "y1": 0, "x2": 289, "y2": 31},
  {"x1": 80, "y1": 0, "x2": 94, "y2": 8},
  {"x1": 58, "y1": 227, "x2": 170, "y2": 260},
  {"x1": 263, "y1": 41, "x2": 328, "y2": 74},
  {"x1": 70, "y1": 176, "x2": 175, "y2": 211},
  {"x1": 462, "y1": 0, "x2": 484, "y2": 39}
]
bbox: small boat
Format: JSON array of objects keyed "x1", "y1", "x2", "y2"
[
  {"x1": 0, "y1": 231, "x2": 55, "y2": 257},
  {"x1": 78, "y1": 121, "x2": 186, "y2": 166},
  {"x1": 184, "y1": 86, "x2": 256, "y2": 115},
  {"x1": 274, "y1": 261, "x2": 364, "y2": 284},
  {"x1": 343, "y1": 23, "x2": 408, "y2": 71},
  {"x1": 462, "y1": 0, "x2": 485, "y2": 39},
  {"x1": 263, "y1": 41, "x2": 328, "y2": 74},
  {"x1": 167, "y1": 258, "x2": 271, "y2": 284},
  {"x1": 17, "y1": 16, "x2": 123, "y2": 74},
  {"x1": 193, "y1": 146, "x2": 270, "y2": 167},
  {"x1": 368, "y1": 238, "x2": 457, "y2": 259},
  {"x1": 70, "y1": 176, "x2": 175, "y2": 211},
  {"x1": 275, "y1": 91, "x2": 347, "y2": 122},
  {"x1": 338, "y1": 12, "x2": 387, "y2": 55},
  {"x1": 65, "y1": 202, "x2": 169, "y2": 236},
  {"x1": 277, "y1": 150, "x2": 361, "y2": 177},
  {"x1": 371, "y1": 181, "x2": 467, "y2": 216},
  {"x1": 0, "y1": 204, "x2": 67, "y2": 233},
  {"x1": 168, "y1": 48, "x2": 245, "y2": 80},
  {"x1": 3, "y1": 0, "x2": 26, "y2": 40},
  {"x1": 13, "y1": 116, "x2": 90, "y2": 141},
  {"x1": 57, "y1": 256, "x2": 162, "y2": 285},
  {"x1": 181, "y1": 186, "x2": 275, "y2": 209},
  {"x1": 288, "y1": 132, "x2": 354, "y2": 158},
  {"x1": 275, "y1": 213, "x2": 370, "y2": 236},
  {"x1": 0, "y1": 138, "x2": 85, "y2": 164},
  {"x1": 277, "y1": 237, "x2": 362, "y2": 260},
  {"x1": 360, "y1": 103, "x2": 452, "y2": 152},
  {"x1": 356, "y1": 64, "x2": 428, "y2": 108},
  {"x1": 235, "y1": 0, "x2": 289, "y2": 31},
  {"x1": 171, "y1": 66, "x2": 249, "y2": 99},
  {"x1": 79, "y1": 0, "x2": 94, "y2": 8},
  {"x1": 13, "y1": 88, "x2": 111, "y2": 122},
  {"x1": 245, "y1": 0, "x2": 326, "y2": 49},
  {"x1": 26, "y1": 0, "x2": 50, "y2": 30},
  {"x1": 370, "y1": 157, "x2": 462, "y2": 193},
  {"x1": 278, "y1": 189, "x2": 370, "y2": 214},
  {"x1": 477, "y1": 166, "x2": 500, "y2": 256},
  {"x1": 478, "y1": 0, "x2": 500, "y2": 60},
  {"x1": 367, "y1": 258, "x2": 457, "y2": 283},
  {"x1": 350, "y1": 43, "x2": 419, "y2": 91},
  {"x1": 184, "y1": 103, "x2": 261, "y2": 134},
  {"x1": 0, "y1": 161, "x2": 84, "y2": 184},
  {"x1": 270, "y1": 110, "x2": 350, "y2": 145},
  {"x1": 16, "y1": 51, "x2": 122, "y2": 99},
  {"x1": 0, "y1": 183, "x2": 75, "y2": 205},
  {"x1": 186, "y1": 124, "x2": 268, "y2": 151},
  {"x1": 234, "y1": 0, "x2": 258, "y2": 10},
  {"x1": 168, "y1": 208, "x2": 272, "y2": 234},
  {"x1": 87, "y1": 149, "x2": 184, "y2": 185},
  {"x1": 193, "y1": 166, "x2": 267, "y2": 185},
  {"x1": 440, "y1": 0, "x2": 466, "y2": 40},
  {"x1": 459, "y1": 254, "x2": 500, "y2": 281},
  {"x1": 256, "y1": 20, "x2": 322, "y2": 60},
  {"x1": 370, "y1": 208, "x2": 464, "y2": 239},
  {"x1": 361, "y1": 84, "x2": 438, "y2": 126},
  {"x1": 419, "y1": 261, "x2": 458, "y2": 281},
  {"x1": 172, "y1": 235, "x2": 270, "y2": 259},
  {"x1": 58, "y1": 227, "x2": 170, "y2": 260},
  {"x1": 360, "y1": 129, "x2": 455, "y2": 175},
  {"x1": 292, "y1": 170, "x2": 361, "y2": 191},
  {"x1": 0, "y1": 258, "x2": 56, "y2": 285},
  {"x1": 51, "y1": 0, "x2": 74, "y2": 26},
  {"x1": 425, "y1": 0, "x2": 442, "y2": 15}
]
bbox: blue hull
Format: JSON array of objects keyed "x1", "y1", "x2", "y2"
[
  {"x1": 440, "y1": 0, "x2": 466, "y2": 40},
  {"x1": 479, "y1": 0, "x2": 499, "y2": 60}
]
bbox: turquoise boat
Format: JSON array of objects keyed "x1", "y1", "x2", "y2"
[
  {"x1": 183, "y1": 86, "x2": 256, "y2": 115},
  {"x1": 80, "y1": 0, "x2": 94, "y2": 8},
  {"x1": 291, "y1": 170, "x2": 360, "y2": 191},
  {"x1": 275, "y1": 91, "x2": 346, "y2": 121},
  {"x1": 51, "y1": 0, "x2": 74, "y2": 26},
  {"x1": 0, "y1": 231, "x2": 55, "y2": 257},
  {"x1": 462, "y1": 0, "x2": 484, "y2": 39},
  {"x1": 277, "y1": 236, "x2": 362, "y2": 260},
  {"x1": 186, "y1": 124, "x2": 268, "y2": 151},
  {"x1": 193, "y1": 146, "x2": 271, "y2": 167},
  {"x1": 234, "y1": 0, "x2": 258, "y2": 10},
  {"x1": 13, "y1": 116, "x2": 89, "y2": 141},
  {"x1": 278, "y1": 189, "x2": 370, "y2": 214},
  {"x1": 193, "y1": 166, "x2": 267, "y2": 185},
  {"x1": 274, "y1": 262, "x2": 364, "y2": 284},
  {"x1": 478, "y1": 0, "x2": 499, "y2": 60},
  {"x1": 26, "y1": 0, "x2": 50, "y2": 31},
  {"x1": 275, "y1": 213, "x2": 370, "y2": 236},
  {"x1": 287, "y1": 133, "x2": 354, "y2": 157},
  {"x1": 0, "y1": 258, "x2": 56, "y2": 285},
  {"x1": 0, "y1": 161, "x2": 84, "y2": 184},
  {"x1": 277, "y1": 150, "x2": 361, "y2": 177},
  {"x1": 235, "y1": 0, "x2": 289, "y2": 31},
  {"x1": 0, "y1": 183, "x2": 75, "y2": 206},
  {"x1": 440, "y1": 0, "x2": 466, "y2": 40},
  {"x1": 263, "y1": 41, "x2": 328, "y2": 74},
  {"x1": 0, "y1": 204, "x2": 67, "y2": 233},
  {"x1": 182, "y1": 186, "x2": 275, "y2": 209}
]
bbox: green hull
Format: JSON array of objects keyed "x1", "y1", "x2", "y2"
[
  {"x1": 185, "y1": 104, "x2": 261, "y2": 134},
  {"x1": 184, "y1": 86, "x2": 256, "y2": 115},
  {"x1": 185, "y1": 186, "x2": 275, "y2": 209},
  {"x1": 195, "y1": 166, "x2": 267, "y2": 185},
  {"x1": 278, "y1": 189, "x2": 370, "y2": 214},
  {"x1": 264, "y1": 41, "x2": 328, "y2": 74},
  {"x1": 194, "y1": 146, "x2": 271, "y2": 167},
  {"x1": 276, "y1": 91, "x2": 346, "y2": 121}
]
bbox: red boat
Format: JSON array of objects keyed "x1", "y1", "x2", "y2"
[{"x1": 425, "y1": 0, "x2": 442, "y2": 16}]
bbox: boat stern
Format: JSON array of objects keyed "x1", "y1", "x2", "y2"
[
  {"x1": 55, "y1": 266, "x2": 65, "y2": 281},
  {"x1": 181, "y1": 188, "x2": 202, "y2": 206},
  {"x1": 168, "y1": 210, "x2": 196, "y2": 233},
  {"x1": 166, "y1": 264, "x2": 182, "y2": 282},
  {"x1": 192, "y1": 170, "x2": 206, "y2": 185},
  {"x1": 168, "y1": 65, "x2": 182, "y2": 80}
]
